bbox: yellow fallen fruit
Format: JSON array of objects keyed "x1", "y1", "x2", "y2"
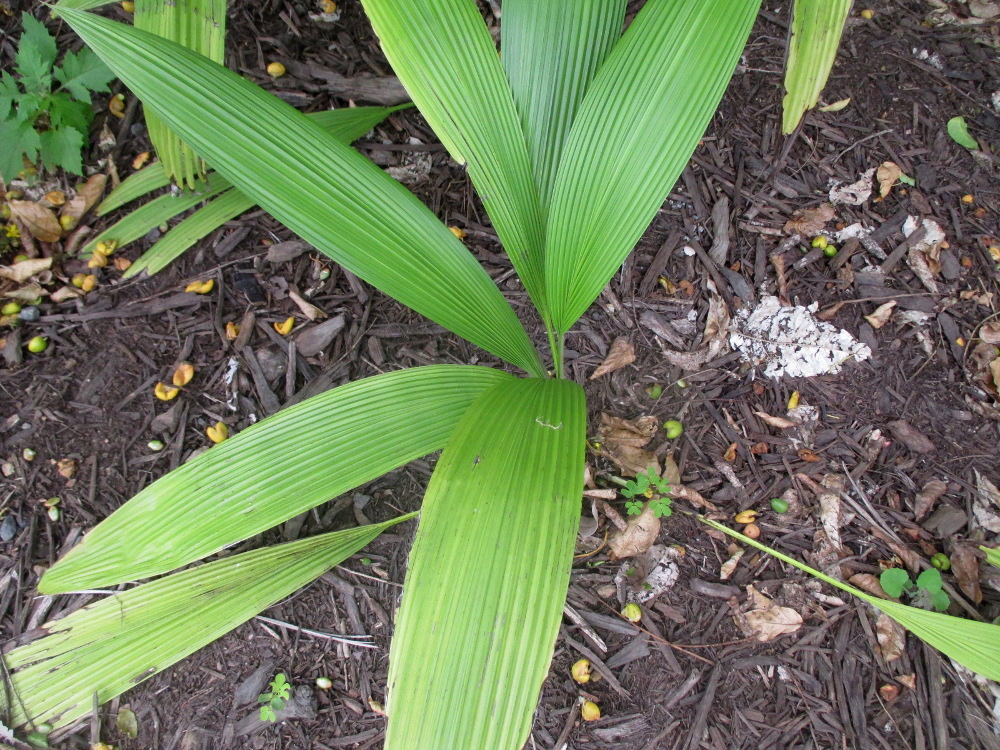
[
  {"x1": 206, "y1": 422, "x2": 229, "y2": 444},
  {"x1": 320, "y1": 0, "x2": 337, "y2": 12},
  {"x1": 734, "y1": 509, "x2": 759, "y2": 524},
  {"x1": 113, "y1": 257, "x2": 132, "y2": 272},
  {"x1": 570, "y1": 659, "x2": 591, "y2": 684},
  {"x1": 810, "y1": 235, "x2": 828, "y2": 250},
  {"x1": 121, "y1": 0, "x2": 135, "y2": 11},
  {"x1": 448, "y1": 226, "x2": 466, "y2": 239},
  {"x1": 185, "y1": 279, "x2": 214, "y2": 294},
  {"x1": 274, "y1": 316, "x2": 295, "y2": 335},
  {"x1": 132, "y1": 151, "x2": 150, "y2": 170},
  {"x1": 267, "y1": 61, "x2": 286, "y2": 78},
  {"x1": 80, "y1": 274, "x2": 97, "y2": 292},
  {"x1": 621, "y1": 603, "x2": 642, "y2": 623},
  {"x1": 225, "y1": 321, "x2": 240, "y2": 340},
  {"x1": 45, "y1": 190, "x2": 66, "y2": 206},
  {"x1": 961, "y1": 194, "x2": 974, "y2": 204},
  {"x1": 787, "y1": 390, "x2": 800, "y2": 410},
  {"x1": 59, "y1": 214, "x2": 76, "y2": 231},
  {"x1": 860, "y1": 8, "x2": 874, "y2": 19},
  {"x1": 87, "y1": 253, "x2": 108, "y2": 269},
  {"x1": 154, "y1": 382, "x2": 180, "y2": 401},
  {"x1": 172, "y1": 362, "x2": 195, "y2": 387},
  {"x1": 581, "y1": 701, "x2": 601, "y2": 722},
  {"x1": 71, "y1": 273, "x2": 87, "y2": 288},
  {"x1": 109, "y1": 93, "x2": 126, "y2": 118}
]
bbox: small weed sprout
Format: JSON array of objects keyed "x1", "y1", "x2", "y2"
[
  {"x1": 880, "y1": 568, "x2": 950, "y2": 612},
  {"x1": 258, "y1": 673, "x2": 291, "y2": 722},
  {"x1": 620, "y1": 469, "x2": 672, "y2": 518}
]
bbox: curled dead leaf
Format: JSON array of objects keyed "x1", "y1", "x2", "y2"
[
  {"x1": 8, "y1": 200, "x2": 62, "y2": 242},
  {"x1": 0, "y1": 257, "x2": 53, "y2": 283},
  {"x1": 912, "y1": 479, "x2": 947, "y2": 522},
  {"x1": 797, "y1": 448, "x2": 820, "y2": 462},
  {"x1": 783, "y1": 203, "x2": 835, "y2": 236},
  {"x1": 979, "y1": 321, "x2": 1000, "y2": 345},
  {"x1": 754, "y1": 411, "x2": 799, "y2": 429},
  {"x1": 864, "y1": 300, "x2": 897, "y2": 329},
  {"x1": 60, "y1": 174, "x2": 107, "y2": 225},
  {"x1": 596, "y1": 413, "x2": 659, "y2": 476},
  {"x1": 719, "y1": 547, "x2": 744, "y2": 580},
  {"x1": 738, "y1": 586, "x2": 803, "y2": 642},
  {"x1": 875, "y1": 612, "x2": 906, "y2": 662},
  {"x1": 876, "y1": 161, "x2": 903, "y2": 198},
  {"x1": 848, "y1": 573, "x2": 889, "y2": 599},
  {"x1": 288, "y1": 289, "x2": 327, "y2": 321},
  {"x1": 590, "y1": 336, "x2": 635, "y2": 380},
  {"x1": 608, "y1": 504, "x2": 661, "y2": 560}
]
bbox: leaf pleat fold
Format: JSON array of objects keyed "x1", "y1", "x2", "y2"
[
  {"x1": 385, "y1": 377, "x2": 586, "y2": 749},
  {"x1": 544, "y1": 0, "x2": 761, "y2": 333}
]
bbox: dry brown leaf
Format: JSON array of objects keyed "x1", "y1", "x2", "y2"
[
  {"x1": 906, "y1": 248, "x2": 939, "y2": 294},
  {"x1": 2, "y1": 282, "x2": 45, "y2": 302},
  {"x1": 848, "y1": 573, "x2": 889, "y2": 599},
  {"x1": 9, "y1": 200, "x2": 62, "y2": 242},
  {"x1": 783, "y1": 203, "x2": 835, "y2": 236},
  {"x1": 739, "y1": 586, "x2": 803, "y2": 642},
  {"x1": 590, "y1": 337, "x2": 636, "y2": 380},
  {"x1": 950, "y1": 544, "x2": 983, "y2": 604},
  {"x1": 864, "y1": 300, "x2": 897, "y2": 329},
  {"x1": 797, "y1": 448, "x2": 820, "y2": 462},
  {"x1": 659, "y1": 294, "x2": 730, "y2": 371},
  {"x1": 719, "y1": 548, "x2": 744, "y2": 580},
  {"x1": 608, "y1": 504, "x2": 661, "y2": 560},
  {"x1": 597, "y1": 414, "x2": 659, "y2": 476},
  {"x1": 60, "y1": 174, "x2": 107, "y2": 224},
  {"x1": 887, "y1": 420, "x2": 935, "y2": 454},
  {"x1": 876, "y1": 161, "x2": 903, "y2": 198},
  {"x1": 50, "y1": 286, "x2": 83, "y2": 303},
  {"x1": 912, "y1": 480, "x2": 948, "y2": 522},
  {"x1": 0, "y1": 257, "x2": 53, "y2": 283},
  {"x1": 991, "y1": 358, "x2": 1000, "y2": 392},
  {"x1": 723, "y1": 442, "x2": 738, "y2": 462},
  {"x1": 875, "y1": 612, "x2": 906, "y2": 662},
  {"x1": 816, "y1": 300, "x2": 848, "y2": 321},
  {"x1": 979, "y1": 321, "x2": 1000, "y2": 345},
  {"x1": 754, "y1": 410, "x2": 798, "y2": 429},
  {"x1": 898, "y1": 674, "x2": 916, "y2": 690},
  {"x1": 288, "y1": 289, "x2": 327, "y2": 321}
]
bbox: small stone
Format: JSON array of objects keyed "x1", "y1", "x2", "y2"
[{"x1": 17, "y1": 306, "x2": 40, "y2": 322}]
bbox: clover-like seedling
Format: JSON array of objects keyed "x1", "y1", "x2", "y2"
[
  {"x1": 880, "y1": 567, "x2": 949, "y2": 612},
  {"x1": 258, "y1": 673, "x2": 291, "y2": 722},
  {"x1": 621, "y1": 469, "x2": 671, "y2": 517}
]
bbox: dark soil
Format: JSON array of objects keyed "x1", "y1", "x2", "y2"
[{"x1": 2, "y1": 1, "x2": 999, "y2": 749}]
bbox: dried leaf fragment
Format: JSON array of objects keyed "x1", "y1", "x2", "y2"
[
  {"x1": 590, "y1": 337, "x2": 635, "y2": 380},
  {"x1": 60, "y1": 174, "x2": 107, "y2": 224},
  {"x1": 876, "y1": 161, "x2": 903, "y2": 198},
  {"x1": 8, "y1": 201, "x2": 62, "y2": 242},
  {"x1": 288, "y1": 289, "x2": 327, "y2": 321},
  {"x1": 784, "y1": 203, "x2": 835, "y2": 236},
  {"x1": 608, "y1": 504, "x2": 660, "y2": 560},
  {"x1": 754, "y1": 411, "x2": 798, "y2": 429},
  {"x1": 0, "y1": 257, "x2": 53, "y2": 283},
  {"x1": 950, "y1": 544, "x2": 983, "y2": 604},
  {"x1": 875, "y1": 612, "x2": 906, "y2": 662},
  {"x1": 864, "y1": 300, "x2": 897, "y2": 329},
  {"x1": 739, "y1": 586, "x2": 803, "y2": 642}
]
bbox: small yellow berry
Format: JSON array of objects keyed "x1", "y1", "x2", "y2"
[
  {"x1": 961, "y1": 194, "x2": 974, "y2": 204},
  {"x1": 121, "y1": 0, "x2": 135, "y2": 11},
  {"x1": 621, "y1": 603, "x2": 642, "y2": 623},
  {"x1": 581, "y1": 701, "x2": 601, "y2": 722},
  {"x1": 225, "y1": 321, "x2": 240, "y2": 340},
  {"x1": 811, "y1": 235, "x2": 828, "y2": 249},
  {"x1": 109, "y1": 93, "x2": 126, "y2": 118},
  {"x1": 206, "y1": 422, "x2": 229, "y2": 444},
  {"x1": 172, "y1": 362, "x2": 195, "y2": 387},
  {"x1": 267, "y1": 61, "x2": 287, "y2": 78},
  {"x1": 87, "y1": 252, "x2": 108, "y2": 269},
  {"x1": 860, "y1": 9, "x2": 874, "y2": 19},
  {"x1": 448, "y1": 226, "x2": 466, "y2": 239},
  {"x1": 154, "y1": 382, "x2": 180, "y2": 401},
  {"x1": 132, "y1": 151, "x2": 150, "y2": 170},
  {"x1": 59, "y1": 214, "x2": 75, "y2": 231},
  {"x1": 185, "y1": 279, "x2": 214, "y2": 294},
  {"x1": 274, "y1": 316, "x2": 295, "y2": 335},
  {"x1": 71, "y1": 273, "x2": 87, "y2": 288},
  {"x1": 80, "y1": 274, "x2": 97, "y2": 292},
  {"x1": 320, "y1": 0, "x2": 337, "y2": 12},
  {"x1": 734, "y1": 509, "x2": 759, "y2": 525},
  {"x1": 570, "y1": 659, "x2": 591, "y2": 684}
]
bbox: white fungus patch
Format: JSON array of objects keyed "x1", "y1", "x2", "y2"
[{"x1": 730, "y1": 296, "x2": 872, "y2": 378}]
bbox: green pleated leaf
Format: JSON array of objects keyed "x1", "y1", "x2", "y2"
[
  {"x1": 135, "y1": 0, "x2": 227, "y2": 189},
  {"x1": 501, "y1": 0, "x2": 626, "y2": 211},
  {"x1": 983, "y1": 546, "x2": 1000, "y2": 569},
  {"x1": 124, "y1": 188, "x2": 253, "y2": 277},
  {"x1": 386, "y1": 377, "x2": 586, "y2": 749},
  {"x1": 545, "y1": 0, "x2": 761, "y2": 334},
  {"x1": 41, "y1": 365, "x2": 511, "y2": 594},
  {"x1": 361, "y1": 0, "x2": 548, "y2": 316},
  {"x1": 82, "y1": 171, "x2": 231, "y2": 257},
  {"x1": 124, "y1": 107, "x2": 405, "y2": 277},
  {"x1": 96, "y1": 161, "x2": 170, "y2": 215},
  {"x1": 4, "y1": 515, "x2": 412, "y2": 731},
  {"x1": 60, "y1": 9, "x2": 542, "y2": 375},
  {"x1": 781, "y1": 0, "x2": 851, "y2": 134},
  {"x1": 699, "y1": 516, "x2": 1000, "y2": 683}
]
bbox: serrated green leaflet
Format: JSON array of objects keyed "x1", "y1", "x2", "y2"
[
  {"x1": 60, "y1": 8, "x2": 542, "y2": 375},
  {"x1": 3, "y1": 515, "x2": 412, "y2": 731},
  {"x1": 699, "y1": 516, "x2": 1000, "y2": 682},
  {"x1": 544, "y1": 0, "x2": 761, "y2": 334},
  {"x1": 40, "y1": 366, "x2": 511, "y2": 594},
  {"x1": 362, "y1": 0, "x2": 549, "y2": 318},
  {"x1": 386, "y1": 377, "x2": 585, "y2": 749},
  {"x1": 123, "y1": 106, "x2": 404, "y2": 277},
  {"x1": 781, "y1": 0, "x2": 851, "y2": 133},
  {"x1": 502, "y1": 0, "x2": 626, "y2": 212}
]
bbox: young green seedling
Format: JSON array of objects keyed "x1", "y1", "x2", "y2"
[
  {"x1": 880, "y1": 568, "x2": 950, "y2": 612},
  {"x1": 258, "y1": 673, "x2": 291, "y2": 723},
  {"x1": 621, "y1": 469, "x2": 672, "y2": 518}
]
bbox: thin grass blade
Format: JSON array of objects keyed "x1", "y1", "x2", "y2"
[
  {"x1": 361, "y1": 0, "x2": 548, "y2": 316},
  {"x1": 501, "y1": 0, "x2": 626, "y2": 210},
  {"x1": 699, "y1": 516, "x2": 1000, "y2": 682},
  {"x1": 40, "y1": 366, "x2": 511, "y2": 594},
  {"x1": 3, "y1": 515, "x2": 412, "y2": 731},
  {"x1": 386, "y1": 377, "x2": 586, "y2": 749},
  {"x1": 59, "y1": 9, "x2": 541, "y2": 374},
  {"x1": 545, "y1": 0, "x2": 761, "y2": 333},
  {"x1": 781, "y1": 0, "x2": 852, "y2": 134}
]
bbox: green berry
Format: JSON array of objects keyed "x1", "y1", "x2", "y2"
[
  {"x1": 621, "y1": 603, "x2": 642, "y2": 623},
  {"x1": 823, "y1": 245, "x2": 838, "y2": 258},
  {"x1": 645, "y1": 383, "x2": 663, "y2": 399},
  {"x1": 664, "y1": 420, "x2": 683, "y2": 439},
  {"x1": 0, "y1": 301, "x2": 21, "y2": 316},
  {"x1": 26, "y1": 336, "x2": 48, "y2": 353},
  {"x1": 770, "y1": 497, "x2": 790, "y2": 513},
  {"x1": 147, "y1": 439, "x2": 165, "y2": 451},
  {"x1": 931, "y1": 553, "x2": 951, "y2": 571}
]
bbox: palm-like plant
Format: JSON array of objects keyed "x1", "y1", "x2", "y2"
[{"x1": 5, "y1": 1, "x2": 999, "y2": 747}]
